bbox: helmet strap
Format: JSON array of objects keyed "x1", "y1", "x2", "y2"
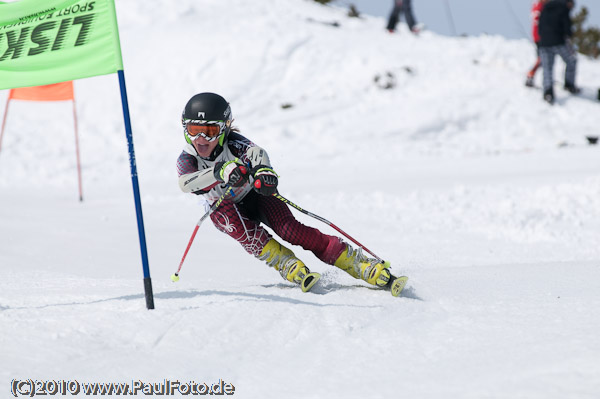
[
  {"x1": 184, "y1": 132, "x2": 193, "y2": 145},
  {"x1": 218, "y1": 121, "x2": 232, "y2": 146}
]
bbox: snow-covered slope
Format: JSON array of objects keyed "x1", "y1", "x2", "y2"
[{"x1": 1, "y1": 1, "x2": 599, "y2": 398}]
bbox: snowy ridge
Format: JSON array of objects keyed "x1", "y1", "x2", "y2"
[{"x1": 1, "y1": 0, "x2": 600, "y2": 398}]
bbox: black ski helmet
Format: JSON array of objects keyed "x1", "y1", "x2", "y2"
[{"x1": 181, "y1": 92, "x2": 232, "y2": 146}]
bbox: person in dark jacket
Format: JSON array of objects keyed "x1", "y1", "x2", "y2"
[
  {"x1": 538, "y1": 0, "x2": 578, "y2": 104},
  {"x1": 386, "y1": 0, "x2": 420, "y2": 34}
]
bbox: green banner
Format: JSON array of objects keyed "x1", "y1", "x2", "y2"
[{"x1": 0, "y1": 0, "x2": 123, "y2": 90}]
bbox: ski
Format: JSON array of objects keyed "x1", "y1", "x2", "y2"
[
  {"x1": 301, "y1": 272, "x2": 321, "y2": 293},
  {"x1": 291, "y1": 270, "x2": 408, "y2": 297},
  {"x1": 388, "y1": 274, "x2": 409, "y2": 297}
]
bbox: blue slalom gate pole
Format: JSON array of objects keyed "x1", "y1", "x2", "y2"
[{"x1": 117, "y1": 69, "x2": 154, "y2": 310}]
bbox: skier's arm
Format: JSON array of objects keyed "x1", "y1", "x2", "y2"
[
  {"x1": 245, "y1": 146, "x2": 278, "y2": 195},
  {"x1": 179, "y1": 159, "x2": 249, "y2": 193},
  {"x1": 178, "y1": 168, "x2": 219, "y2": 194},
  {"x1": 245, "y1": 146, "x2": 272, "y2": 168},
  {"x1": 564, "y1": 9, "x2": 573, "y2": 39},
  {"x1": 177, "y1": 150, "x2": 219, "y2": 194}
]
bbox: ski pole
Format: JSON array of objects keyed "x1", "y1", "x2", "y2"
[
  {"x1": 171, "y1": 184, "x2": 232, "y2": 282},
  {"x1": 272, "y1": 192, "x2": 389, "y2": 265}
]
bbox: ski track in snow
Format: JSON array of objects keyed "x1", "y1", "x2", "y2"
[{"x1": 1, "y1": 0, "x2": 600, "y2": 398}]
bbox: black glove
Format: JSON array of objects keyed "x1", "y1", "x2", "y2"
[
  {"x1": 251, "y1": 165, "x2": 278, "y2": 195},
  {"x1": 213, "y1": 158, "x2": 248, "y2": 187}
]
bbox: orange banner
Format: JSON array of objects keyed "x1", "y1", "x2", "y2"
[{"x1": 9, "y1": 81, "x2": 74, "y2": 102}]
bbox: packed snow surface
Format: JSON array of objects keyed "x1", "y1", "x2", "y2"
[{"x1": 1, "y1": 1, "x2": 599, "y2": 398}]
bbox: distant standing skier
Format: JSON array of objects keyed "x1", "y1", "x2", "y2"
[
  {"x1": 386, "y1": 0, "x2": 420, "y2": 34},
  {"x1": 538, "y1": 0, "x2": 579, "y2": 104},
  {"x1": 525, "y1": 0, "x2": 550, "y2": 87},
  {"x1": 176, "y1": 92, "x2": 405, "y2": 295}
]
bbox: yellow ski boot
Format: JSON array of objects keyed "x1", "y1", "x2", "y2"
[
  {"x1": 258, "y1": 238, "x2": 320, "y2": 292},
  {"x1": 334, "y1": 244, "x2": 392, "y2": 287},
  {"x1": 334, "y1": 244, "x2": 408, "y2": 297}
]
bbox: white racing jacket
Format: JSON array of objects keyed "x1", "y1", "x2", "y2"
[{"x1": 176, "y1": 132, "x2": 272, "y2": 205}]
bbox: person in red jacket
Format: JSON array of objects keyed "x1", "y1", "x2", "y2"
[{"x1": 526, "y1": 0, "x2": 549, "y2": 87}]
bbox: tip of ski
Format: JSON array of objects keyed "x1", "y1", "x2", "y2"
[{"x1": 389, "y1": 275, "x2": 409, "y2": 297}]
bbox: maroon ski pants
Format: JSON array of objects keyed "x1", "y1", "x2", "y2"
[{"x1": 210, "y1": 191, "x2": 345, "y2": 265}]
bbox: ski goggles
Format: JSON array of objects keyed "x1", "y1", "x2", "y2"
[{"x1": 185, "y1": 121, "x2": 225, "y2": 142}]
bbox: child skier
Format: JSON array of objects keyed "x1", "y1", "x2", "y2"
[{"x1": 176, "y1": 92, "x2": 405, "y2": 295}]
